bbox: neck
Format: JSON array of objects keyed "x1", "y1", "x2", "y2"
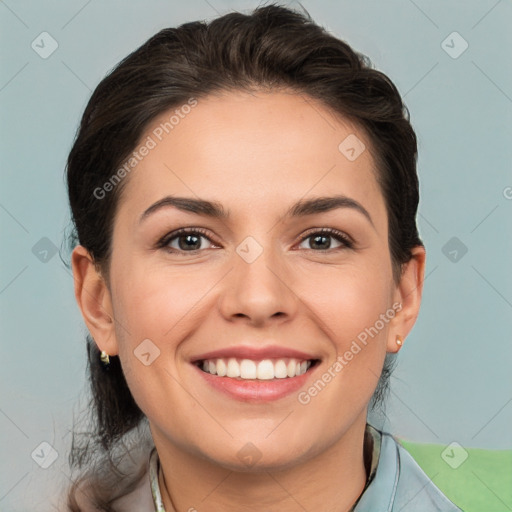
[{"x1": 154, "y1": 416, "x2": 368, "y2": 512}]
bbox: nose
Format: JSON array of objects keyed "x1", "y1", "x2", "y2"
[{"x1": 218, "y1": 242, "x2": 298, "y2": 327}]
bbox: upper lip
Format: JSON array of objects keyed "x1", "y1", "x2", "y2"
[{"x1": 191, "y1": 345, "x2": 320, "y2": 363}]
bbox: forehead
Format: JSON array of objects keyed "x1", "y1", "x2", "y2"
[{"x1": 116, "y1": 90, "x2": 386, "y2": 227}]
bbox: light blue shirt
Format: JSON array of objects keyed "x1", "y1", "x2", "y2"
[{"x1": 353, "y1": 428, "x2": 463, "y2": 511}]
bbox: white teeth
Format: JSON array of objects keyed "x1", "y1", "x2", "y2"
[
  {"x1": 199, "y1": 357, "x2": 314, "y2": 379},
  {"x1": 216, "y1": 358, "x2": 227, "y2": 377},
  {"x1": 240, "y1": 359, "x2": 257, "y2": 379},
  {"x1": 287, "y1": 359, "x2": 297, "y2": 377},
  {"x1": 257, "y1": 359, "x2": 274, "y2": 380},
  {"x1": 226, "y1": 358, "x2": 240, "y2": 378},
  {"x1": 274, "y1": 360, "x2": 288, "y2": 379}
]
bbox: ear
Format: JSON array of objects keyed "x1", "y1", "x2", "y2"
[
  {"x1": 71, "y1": 245, "x2": 119, "y2": 356},
  {"x1": 386, "y1": 245, "x2": 426, "y2": 353}
]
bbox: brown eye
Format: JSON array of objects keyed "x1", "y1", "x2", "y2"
[
  {"x1": 297, "y1": 229, "x2": 353, "y2": 251},
  {"x1": 158, "y1": 228, "x2": 216, "y2": 254},
  {"x1": 173, "y1": 233, "x2": 204, "y2": 251}
]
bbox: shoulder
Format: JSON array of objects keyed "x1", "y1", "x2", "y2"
[
  {"x1": 355, "y1": 428, "x2": 464, "y2": 512},
  {"x1": 386, "y1": 431, "x2": 463, "y2": 512},
  {"x1": 110, "y1": 465, "x2": 155, "y2": 512},
  {"x1": 58, "y1": 470, "x2": 155, "y2": 512},
  {"x1": 58, "y1": 450, "x2": 156, "y2": 512}
]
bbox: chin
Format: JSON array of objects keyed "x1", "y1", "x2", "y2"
[{"x1": 198, "y1": 439, "x2": 318, "y2": 473}]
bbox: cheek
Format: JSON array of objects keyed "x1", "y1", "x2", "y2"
[
  {"x1": 297, "y1": 260, "x2": 393, "y2": 405},
  {"x1": 113, "y1": 263, "x2": 208, "y2": 343},
  {"x1": 303, "y1": 261, "x2": 392, "y2": 345},
  {"x1": 109, "y1": 265, "x2": 206, "y2": 424}
]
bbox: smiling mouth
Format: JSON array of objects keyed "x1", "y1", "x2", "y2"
[{"x1": 195, "y1": 357, "x2": 320, "y2": 380}]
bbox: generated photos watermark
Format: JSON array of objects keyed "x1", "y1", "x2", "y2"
[
  {"x1": 93, "y1": 97, "x2": 198, "y2": 200},
  {"x1": 297, "y1": 301, "x2": 402, "y2": 405}
]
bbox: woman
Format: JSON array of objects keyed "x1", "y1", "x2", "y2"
[{"x1": 64, "y1": 4, "x2": 463, "y2": 511}]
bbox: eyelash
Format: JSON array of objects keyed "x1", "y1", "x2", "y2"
[{"x1": 156, "y1": 227, "x2": 354, "y2": 255}]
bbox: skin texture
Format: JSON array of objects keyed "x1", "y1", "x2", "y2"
[{"x1": 72, "y1": 90, "x2": 426, "y2": 512}]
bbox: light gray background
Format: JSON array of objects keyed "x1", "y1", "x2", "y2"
[{"x1": 1, "y1": 0, "x2": 511, "y2": 509}]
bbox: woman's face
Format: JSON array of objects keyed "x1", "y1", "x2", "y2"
[{"x1": 75, "y1": 90, "x2": 424, "y2": 470}]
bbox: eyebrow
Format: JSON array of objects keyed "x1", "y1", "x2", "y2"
[{"x1": 139, "y1": 194, "x2": 374, "y2": 227}]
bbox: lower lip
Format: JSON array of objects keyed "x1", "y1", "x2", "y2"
[{"x1": 193, "y1": 363, "x2": 319, "y2": 402}]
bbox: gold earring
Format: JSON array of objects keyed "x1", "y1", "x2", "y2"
[
  {"x1": 100, "y1": 350, "x2": 111, "y2": 367},
  {"x1": 396, "y1": 336, "x2": 403, "y2": 347}
]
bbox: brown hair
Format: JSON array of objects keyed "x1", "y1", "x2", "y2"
[{"x1": 64, "y1": 3, "x2": 422, "y2": 509}]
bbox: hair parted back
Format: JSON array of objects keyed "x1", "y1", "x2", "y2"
[{"x1": 64, "y1": 3, "x2": 422, "y2": 509}]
